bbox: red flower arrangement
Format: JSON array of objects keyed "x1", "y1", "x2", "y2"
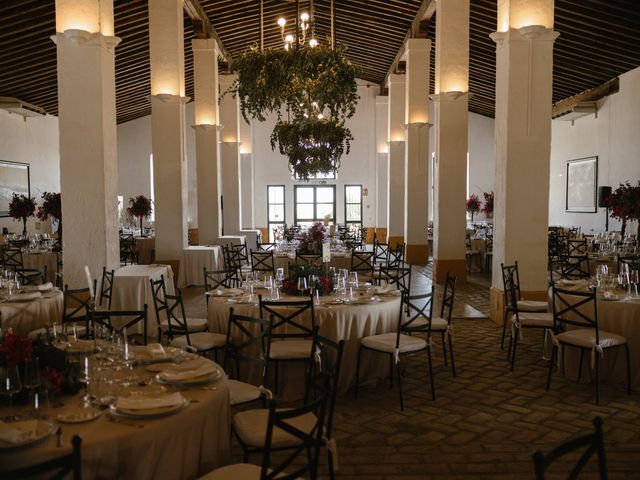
[
  {"x1": 466, "y1": 194, "x2": 482, "y2": 222},
  {"x1": 127, "y1": 195, "x2": 153, "y2": 236},
  {"x1": 481, "y1": 191, "x2": 494, "y2": 217},
  {"x1": 0, "y1": 333, "x2": 33, "y2": 366},
  {"x1": 607, "y1": 181, "x2": 640, "y2": 237},
  {"x1": 40, "y1": 366, "x2": 64, "y2": 395},
  {"x1": 37, "y1": 192, "x2": 62, "y2": 243},
  {"x1": 8, "y1": 193, "x2": 36, "y2": 236},
  {"x1": 298, "y1": 221, "x2": 327, "y2": 254}
]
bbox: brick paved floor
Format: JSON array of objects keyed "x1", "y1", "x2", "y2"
[{"x1": 184, "y1": 266, "x2": 640, "y2": 479}]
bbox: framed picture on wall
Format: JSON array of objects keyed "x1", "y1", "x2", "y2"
[
  {"x1": 566, "y1": 156, "x2": 597, "y2": 213},
  {"x1": 0, "y1": 160, "x2": 31, "y2": 217}
]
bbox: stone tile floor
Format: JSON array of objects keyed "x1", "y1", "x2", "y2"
[{"x1": 183, "y1": 265, "x2": 640, "y2": 479}]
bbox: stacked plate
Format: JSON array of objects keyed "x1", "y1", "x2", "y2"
[
  {"x1": 155, "y1": 361, "x2": 222, "y2": 387},
  {"x1": 109, "y1": 392, "x2": 190, "y2": 419},
  {"x1": 206, "y1": 288, "x2": 243, "y2": 298}
]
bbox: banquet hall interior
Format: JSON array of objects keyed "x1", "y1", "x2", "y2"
[{"x1": 1, "y1": 0, "x2": 640, "y2": 478}]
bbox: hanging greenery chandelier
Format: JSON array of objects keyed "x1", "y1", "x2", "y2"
[{"x1": 231, "y1": 0, "x2": 360, "y2": 180}]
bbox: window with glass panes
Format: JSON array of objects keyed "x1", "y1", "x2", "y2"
[
  {"x1": 267, "y1": 185, "x2": 285, "y2": 242},
  {"x1": 344, "y1": 185, "x2": 363, "y2": 226},
  {"x1": 294, "y1": 185, "x2": 336, "y2": 227}
]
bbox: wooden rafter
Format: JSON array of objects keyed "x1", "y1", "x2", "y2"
[
  {"x1": 183, "y1": 0, "x2": 231, "y2": 66},
  {"x1": 552, "y1": 77, "x2": 619, "y2": 118}
]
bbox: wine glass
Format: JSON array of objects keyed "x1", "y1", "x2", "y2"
[
  {"x1": 0, "y1": 365, "x2": 22, "y2": 420},
  {"x1": 296, "y1": 276, "x2": 308, "y2": 295},
  {"x1": 23, "y1": 358, "x2": 41, "y2": 416}
]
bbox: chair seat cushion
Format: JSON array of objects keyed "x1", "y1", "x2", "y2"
[
  {"x1": 557, "y1": 329, "x2": 627, "y2": 349},
  {"x1": 233, "y1": 408, "x2": 316, "y2": 448},
  {"x1": 430, "y1": 317, "x2": 449, "y2": 331},
  {"x1": 517, "y1": 300, "x2": 548, "y2": 312},
  {"x1": 269, "y1": 340, "x2": 312, "y2": 359},
  {"x1": 228, "y1": 380, "x2": 262, "y2": 406},
  {"x1": 160, "y1": 316, "x2": 208, "y2": 333},
  {"x1": 512, "y1": 312, "x2": 553, "y2": 327},
  {"x1": 199, "y1": 464, "x2": 288, "y2": 480},
  {"x1": 171, "y1": 332, "x2": 226, "y2": 351},
  {"x1": 361, "y1": 333, "x2": 427, "y2": 354}
]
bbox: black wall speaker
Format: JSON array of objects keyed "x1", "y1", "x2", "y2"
[{"x1": 597, "y1": 186, "x2": 612, "y2": 208}]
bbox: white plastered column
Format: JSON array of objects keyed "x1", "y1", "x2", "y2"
[
  {"x1": 375, "y1": 96, "x2": 389, "y2": 232},
  {"x1": 218, "y1": 74, "x2": 242, "y2": 236},
  {"x1": 403, "y1": 39, "x2": 431, "y2": 265},
  {"x1": 54, "y1": 0, "x2": 120, "y2": 287},
  {"x1": 239, "y1": 112, "x2": 254, "y2": 230},
  {"x1": 387, "y1": 74, "x2": 406, "y2": 247},
  {"x1": 192, "y1": 38, "x2": 221, "y2": 245},
  {"x1": 432, "y1": 0, "x2": 470, "y2": 283},
  {"x1": 489, "y1": 0, "x2": 558, "y2": 323},
  {"x1": 149, "y1": 0, "x2": 189, "y2": 262}
]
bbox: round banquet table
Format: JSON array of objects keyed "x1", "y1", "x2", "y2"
[
  {"x1": 207, "y1": 292, "x2": 402, "y2": 399},
  {"x1": 0, "y1": 290, "x2": 63, "y2": 336},
  {"x1": 0, "y1": 357, "x2": 231, "y2": 480},
  {"x1": 23, "y1": 251, "x2": 59, "y2": 284},
  {"x1": 273, "y1": 253, "x2": 352, "y2": 276}
]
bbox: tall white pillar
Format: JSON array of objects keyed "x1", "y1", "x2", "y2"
[
  {"x1": 218, "y1": 74, "x2": 241, "y2": 236},
  {"x1": 149, "y1": 0, "x2": 188, "y2": 261},
  {"x1": 404, "y1": 39, "x2": 431, "y2": 265},
  {"x1": 239, "y1": 114, "x2": 254, "y2": 230},
  {"x1": 192, "y1": 38, "x2": 221, "y2": 245},
  {"x1": 375, "y1": 96, "x2": 389, "y2": 232},
  {"x1": 489, "y1": 0, "x2": 558, "y2": 323},
  {"x1": 54, "y1": 0, "x2": 120, "y2": 287},
  {"x1": 387, "y1": 74, "x2": 406, "y2": 246},
  {"x1": 432, "y1": 0, "x2": 469, "y2": 283}
]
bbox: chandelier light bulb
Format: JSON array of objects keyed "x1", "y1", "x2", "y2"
[
  {"x1": 309, "y1": 38, "x2": 318, "y2": 47},
  {"x1": 277, "y1": 18, "x2": 286, "y2": 28},
  {"x1": 300, "y1": 12, "x2": 309, "y2": 22},
  {"x1": 284, "y1": 43, "x2": 290, "y2": 50},
  {"x1": 285, "y1": 34, "x2": 294, "y2": 43}
]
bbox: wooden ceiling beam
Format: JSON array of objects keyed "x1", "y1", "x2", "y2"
[
  {"x1": 552, "y1": 77, "x2": 619, "y2": 118},
  {"x1": 183, "y1": 0, "x2": 231, "y2": 65}
]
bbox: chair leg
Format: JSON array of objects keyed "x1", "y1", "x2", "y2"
[
  {"x1": 510, "y1": 329, "x2": 519, "y2": 372},
  {"x1": 625, "y1": 344, "x2": 632, "y2": 395},
  {"x1": 441, "y1": 332, "x2": 448, "y2": 367},
  {"x1": 577, "y1": 349, "x2": 585, "y2": 382},
  {"x1": 500, "y1": 309, "x2": 509, "y2": 349},
  {"x1": 594, "y1": 352, "x2": 600, "y2": 406},
  {"x1": 274, "y1": 361, "x2": 279, "y2": 395},
  {"x1": 389, "y1": 354, "x2": 394, "y2": 388},
  {"x1": 327, "y1": 448, "x2": 335, "y2": 480},
  {"x1": 448, "y1": 332, "x2": 456, "y2": 378},
  {"x1": 546, "y1": 345, "x2": 557, "y2": 391},
  {"x1": 354, "y1": 347, "x2": 363, "y2": 399},
  {"x1": 427, "y1": 347, "x2": 436, "y2": 401},
  {"x1": 396, "y1": 357, "x2": 404, "y2": 411}
]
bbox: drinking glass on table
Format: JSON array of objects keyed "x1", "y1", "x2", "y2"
[{"x1": 0, "y1": 365, "x2": 22, "y2": 420}]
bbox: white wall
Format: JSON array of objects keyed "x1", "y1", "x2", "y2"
[
  {"x1": 0, "y1": 110, "x2": 60, "y2": 234},
  {"x1": 549, "y1": 66, "x2": 640, "y2": 235}
]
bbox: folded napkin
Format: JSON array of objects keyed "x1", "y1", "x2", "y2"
[
  {"x1": 144, "y1": 343, "x2": 166, "y2": 359},
  {"x1": 0, "y1": 420, "x2": 37, "y2": 444},
  {"x1": 23, "y1": 282, "x2": 54, "y2": 293},
  {"x1": 557, "y1": 279, "x2": 587, "y2": 287},
  {"x1": 374, "y1": 285, "x2": 397, "y2": 295},
  {"x1": 159, "y1": 362, "x2": 218, "y2": 382},
  {"x1": 116, "y1": 392, "x2": 184, "y2": 411},
  {"x1": 8, "y1": 291, "x2": 42, "y2": 301},
  {"x1": 603, "y1": 291, "x2": 619, "y2": 300},
  {"x1": 228, "y1": 294, "x2": 255, "y2": 304},
  {"x1": 209, "y1": 288, "x2": 243, "y2": 297}
]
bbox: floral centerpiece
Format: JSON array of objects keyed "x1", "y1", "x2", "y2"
[
  {"x1": 466, "y1": 194, "x2": 482, "y2": 222},
  {"x1": 282, "y1": 262, "x2": 334, "y2": 296},
  {"x1": 481, "y1": 191, "x2": 494, "y2": 218},
  {"x1": 607, "y1": 181, "x2": 640, "y2": 238},
  {"x1": 8, "y1": 193, "x2": 36, "y2": 236},
  {"x1": 36, "y1": 192, "x2": 62, "y2": 245},
  {"x1": 298, "y1": 221, "x2": 327, "y2": 255},
  {"x1": 127, "y1": 195, "x2": 153, "y2": 237}
]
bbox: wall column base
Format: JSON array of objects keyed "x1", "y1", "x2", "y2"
[
  {"x1": 406, "y1": 243, "x2": 429, "y2": 265},
  {"x1": 433, "y1": 258, "x2": 467, "y2": 284}
]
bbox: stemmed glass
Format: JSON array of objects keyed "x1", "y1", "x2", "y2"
[
  {"x1": 275, "y1": 268, "x2": 285, "y2": 298},
  {"x1": 0, "y1": 365, "x2": 22, "y2": 420},
  {"x1": 245, "y1": 272, "x2": 255, "y2": 297},
  {"x1": 23, "y1": 357, "x2": 41, "y2": 413},
  {"x1": 296, "y1": 276, "x2": 308, "y2": 296}
]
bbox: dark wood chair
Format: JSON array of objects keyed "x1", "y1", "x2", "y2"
[{"x1": 6, "y1": 434, "x2": 82, "y2": 480}]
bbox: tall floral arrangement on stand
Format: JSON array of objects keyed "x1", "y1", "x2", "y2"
[
  {"x1": 297, "y1": 221, "x2": 327, "y2": 254},
  {"x1": 466, "y1": 194, "x2": 482, "y2": 222},
  {"x1": 8, "y1": 193, "x2": 36, "y2": 236},
  {"x1": 37, "y1": 192, "x2": 62, "y2": 245},
  {"x1": 481, "y1": 191, "x2": 494, "y2": 218},
  {"x1": 607, "y1": 181, "x2": 640, "y2": 238},
  {"x1": 127, "y1": 195, "x2": 153, "y2": 237}
]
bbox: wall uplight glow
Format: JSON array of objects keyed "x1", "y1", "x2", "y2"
[
  {"x1": 56, "y1": 0, "x2": 114, "y2": 35},
  {"x1": 497, "y1": 0, "x2": 553, "y2": 32}
]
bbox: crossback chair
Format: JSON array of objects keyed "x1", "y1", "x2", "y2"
[
  {"x1": 379, "y1": 265, "x2": 412, "y2": 297},
  {"x1": 119, "y1": 233, "x2": 137, "y2": 265},
  {"x1": 17, "y1": 265, "x2": 48, "y2": 286},
  {"x1": 222, "y1": 245, "x2": 243, "y2": 288},
  {"x1": 203, "y1": 267, "x2": 236, "y2": 306},
  {"x1": 465, "y1": 235, "x2": 482, "y2": 272},
  {"x1": 350, "y1": 250, "x2": 374, "y2": 282},
  {"x1": 251, "y1": 250, "x2": 275, "y2": 275},
  {"x1": 230, "y1": 243, "x2": 250, "y2": 271},
  {"x1": 484, "y1": 235, "x2": 494, "y2": 273},
  {"x1": 355, "y1": 289, "x2": 435, "y2": 410},
  {"x1": 257, "y1": 242, "x2": 276, "y2": 251},
  {"x1": 431, "y1": 273, "x2": 458, "y2": 377},
  {"x1": 62, "y1": 284, "x2": 95, "y2": 338},
  {"x1": 561, "y1": 254, "x2": 591, "y2": 279},
  {"x1": 373, "y1": 240, "x2": 389, "y2": 265},
  {"x1": 150, "y1": 275, "x2": 209, "y2": 342},
  {"x1": 6, "y1": 434, "x2": 82, "y2": 480},
  {"x1": 547, "y1": 286, "x2": 630, "y2": 405},
  {"x1": 500, "y1": 262, "x2": 548, "y2": 349},
  {"x1": 98, "y1": 266, "x2": 114, "y2": 310},
  {"x1": 567, "y1": 238, "x2": 588, "y2": 256},
  {"x1": 259, "y1": 295, "x2": 315, "y2": 393},
  {"x1": 93, "y1": 305, "x2": 149, "y2": 345},
  {"x1": 223, "y1": 308, "x2": 272, "y2": 407},
  {"x1": 210, "y1": 374, "x2": 330, "y2": 480},
  {"x1": 1, "y1": 245, "x2": 24, "y2": 269},
  {"x1": 533, "y1": 416, "x2": 607, "y2": 480},
  {"x1": 388, "y1": 243, "x2": 405, "y2": 269},
  {"x1": 296, "y1": 252, "x2": 322, "y2": 265},
  {"x1": 163, "y1": 290, "x2": 226, "y2": 359}
]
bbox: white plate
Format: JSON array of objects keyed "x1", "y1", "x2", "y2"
[
  {"x1": 108, "y1": 397, "x2": 190, "y2": 419},
  {"x1": 155, "y1": 366, "x2": 223, "y2": 387},
  {"x1": 323, "y1": 299, "x2": 343, "y2": 305},
  {"x1": 57, "y1": 407, "x2": 101, "y2": 424},
  {"x1": 227, "y1": 297, "x2": 257, "y2": 305},
  {"x1": 600, "y1": 294, "x2": 620, "y2": 301},
  {"x1": 0, "y1": 420, "x2": 57, "y2": 450}
]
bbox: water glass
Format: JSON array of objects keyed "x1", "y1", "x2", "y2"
[{"x1": 0, "y1": 365, "x2": 22, "y2": 419}]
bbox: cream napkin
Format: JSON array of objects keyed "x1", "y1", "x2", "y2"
[
  {"x1": 116, "y1": 392, "x2": 184, "y2": 411},
  {"x1": 0, "y1": 420, "x2": 38, "y2": 444},
  {"x1": 374, "y1": 285, "x2": 398, "y2": 295},
  {"x1": 158, "y1": 362, "x2": 218, "y2": 382},
  {"x1": 557, "y1": 279, "x2": 587, "y2": 287},
  {"x1": 8, "y1": 291, "x2": 42, "y2": 301}
]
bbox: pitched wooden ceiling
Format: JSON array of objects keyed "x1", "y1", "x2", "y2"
[{"x1": 0, "y1": 0, "x2": 639, "y2": 124}]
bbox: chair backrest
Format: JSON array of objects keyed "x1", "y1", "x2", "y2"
[
  {"x1": 373, "y1": 241, "x2": 389, "y2": 264},
  {"x1": 350, "y1": 251, "x2": 374, "y2": 275},
  {"x1": 440, "y1": 273, "x2": 457, "y2": 323},
  {"x1": 260, "y1": 375, "x2": 330, "y2": 480},
  {"x1": 99, "y1": 266, "x2": 115, "y2": 309},
  {"x1": 224, "y1": 308, "x2": 270, "y2": 384},
  {"x1": 296, "y1": 252, "x2": 322, "y2": 265},
  {"x1": 501, "y1": 262, "x2": 522, "y2": 307},
  {"x1": 551, "y1": 285, "x2": 599, "y2": 342},
  {"x1": 222, "y1": 245, "x2": 242, "y2": 285},
  {"x1": 259, "y1": 295, "x2": 315, "y2": 340},
  {"x1": 203, "y1": 268, "x2": 233, "y2": 295},
  {"x1": 119, "y1": 233, "x2": 136, "y2": 264},
  {"x1": 388, "y1": 243, "x2": 405, "y2": 268},
  {"x1": 381, "y1": 265, "x2": 412, "y2": 296},
  {"x1": 257, "y1": 242, "x2": 276, "y2": 251},
  {"x1": 163, "y1": 291, "x2": 190, "y2": 342},
  {"x1": 17, "y1": 266, "x2": 47, "y2": 286},
  {"x1": 93, "y1": 305, "x2": 148, "y2": 345},
  {"x1": 400, "y1": 288, "x2": 435, "y2": 338},
  {"x1": 567, "y1": 238, "x2": 588, "y2": 256},
  {"x1": 1, "y1": 246, "x2": 23, "y2": 268},
  {"x1": 561, "y1": 254, "x2": 591, "y2": 279},
  {"x1": 532, "y1": 416, "x2": 607, "y2": 480},
  {"x1": 251, "y1": 250, "x2": 275, "y2": 273},
  {"x1": 231, "y1": 243, "x2": 249, "y2": 266},
  {"x1": 63, "y1": 284, "x2": 94, "y2": 324},
  {"x1": 8, "y1": 434, "x2": 82, "y2": 480}
]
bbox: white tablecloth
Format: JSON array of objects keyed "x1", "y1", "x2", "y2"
[
  {"x1": 0, "y1": 358, "x2": 231, "y2": 480},
  {"x1": 207, "y1": 293, "x2": 401, "y2": 398},
  {"x1": 217, "y1": 235, "x2": 246, "y2": 246},
  {"x1": 239, "y1": 229, "x2": 262, "y2": 251},
  {"x1": 177, "y1": 246, "x2": 223, "y2": 288},
  {"x1": 23, "y1": 252, "x2": 59, "y2": 284},
  {"x1": 112, "y1": 265, "x2": 175, "y2": 340},
  {"x1": 0, "y1": 290, "x2": 63, "y2": 336}
]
